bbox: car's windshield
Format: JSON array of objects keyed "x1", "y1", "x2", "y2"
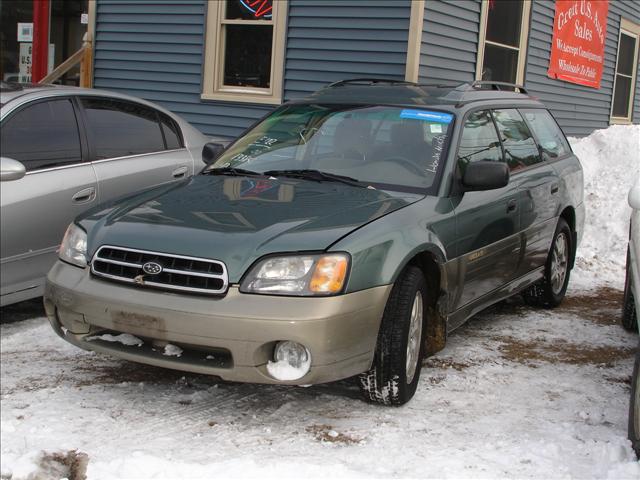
[{"x1": 205, "y1": 104, "x2": 454, "y2": 191}]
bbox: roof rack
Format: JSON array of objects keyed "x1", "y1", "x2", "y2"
[
  {"x1": 327, "y1": 78, "x2": 417, "y2": 88},
  {"x1": 469, "y1": 81, "x2": 528, "y2": 94}
]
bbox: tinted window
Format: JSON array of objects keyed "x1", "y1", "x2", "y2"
[
  {"x1": 81, "y1": 98, "x2": 165, "y2": 159},
  {"x1": 521, "y1": 109, "x2": 571, "y2": 159},
  {"x1": 457, "y1": 110, "x2": 502, "y2": 173},
  {"x1": 160, "y1": 115, "x2": 182, "y2": 150},
  {"x1": 1, "y1": 99, "x2": 82, "y2": 171},
  {"x1": 492, "y1": 109, "x2": 541, "y2": 172}
]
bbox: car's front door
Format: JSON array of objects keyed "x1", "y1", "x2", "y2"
[
  {"x1": 0, "y1": 97, "x2": 97, "y2": 304},
  {"x1": 450, "y1": 109, "x2": 524, "y2": 313},
  {"x1": 78, "y1": 97, "x2": 194, "y2": 203}
]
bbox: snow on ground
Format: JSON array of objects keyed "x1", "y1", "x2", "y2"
[{"x1": 1, "y1": 125, "x2": 639, "y2": 479}]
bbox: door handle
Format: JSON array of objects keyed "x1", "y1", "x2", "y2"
[
  {"x1": 507, "y1": 199, "x2": 518, "y2": 213},
  {"x1": 72, "y1": 186, "x2": 96, "y2": 204},
  {"x1": 550, "y1": 183, "x2": 559, "y2": 194},
  {"x1": 172, "y1": 166, "x2": 188, "y2": 178}
]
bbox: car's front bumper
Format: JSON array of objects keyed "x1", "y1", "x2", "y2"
[{"x1": 44, "y1": 261, "x2": 391, "y2": 385}]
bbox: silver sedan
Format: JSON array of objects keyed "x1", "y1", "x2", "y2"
[{"x1": 0, "y1": 82, "x2": 215, "y2": 306}]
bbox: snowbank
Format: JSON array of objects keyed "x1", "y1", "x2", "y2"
[{"x1": 569, "y1": 124, "x2": 640, "y2": 290}]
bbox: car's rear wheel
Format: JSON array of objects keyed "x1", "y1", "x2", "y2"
[
  {"x1": 622, "y1": 247, "x2": 638, "y2": 332},
  {"x1": 359, "y1": 266, "x2": 427, "y2": 406},
  {"x1": 523, "y1": 218, "x2": 572, "y2": 308}
]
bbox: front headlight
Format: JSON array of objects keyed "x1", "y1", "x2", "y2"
[
  {"x1": 59, "y1": 223, "x2": 88, "y2": 268},
  {"x1": 240, "y1": 253, "x2": 350, "y2": 296}
]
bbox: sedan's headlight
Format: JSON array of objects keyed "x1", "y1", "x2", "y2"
[
  {"x1": 59, "y1": 223, "x2": 88, "y2": 268},
  {"x1": 240, "y1": 253, "x2": 349, "y2": 296}
]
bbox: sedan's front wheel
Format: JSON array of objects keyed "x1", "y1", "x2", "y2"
[
  {"x1": 622, "y1": 247, "x2": 638, "y2": 332},
  {"x1": 359, "y1": 266, "x2": 428, "y2": 406}
]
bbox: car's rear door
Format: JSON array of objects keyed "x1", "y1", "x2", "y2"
[
  {"x1": 78, "y1": 96, "x2": 194, "y2": 203},
  {"x1": 0, "y1": 97, "x2": 97, "y2": 303}
]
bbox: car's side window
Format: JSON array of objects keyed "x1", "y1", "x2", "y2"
[
  {"x1": 492, "y1": 109, "x2": 542, "y2": 172},
  {"x1": 457, "y1": 110, "x2": 503, "y2": 173},
  {"x1": 160, "y1": 114, "x2": 184, "y2": 150},
  {"x1": 81, "y1": 98, "x2": 166, "y2": 160},
  {"x1": 0, "y1": 99, "x2": 82, "y2": 172},
  {"x1": 520, "y1": 108, "x2": 571, "y2": 160}
]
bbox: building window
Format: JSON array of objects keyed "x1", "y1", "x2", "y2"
[
  {"x1": 202, "y1": 0, "x2": 287, "y2": 105},
  {"x1": 476, "y1": 0, "x2": 531, "y2": 85},
  {"x1": 611, "y1": 19, "x2": 640, "y2": 123}
]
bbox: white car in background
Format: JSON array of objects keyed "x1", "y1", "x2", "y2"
[
  {"x1": 623, "y1": 177, "x2": 640, "y2": 331},
  {"x1": 626, "y1": 177, "x2": 640, "y2": 458}
]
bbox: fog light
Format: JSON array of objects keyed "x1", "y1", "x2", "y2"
[{"x1": 267, "y1": 341, "x2": 311, "y2": 381}]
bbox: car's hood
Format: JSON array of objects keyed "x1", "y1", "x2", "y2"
[{"x1": 79, "y1": 175, "x2": 422, "y2": 282}]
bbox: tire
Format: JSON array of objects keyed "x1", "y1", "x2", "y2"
[
  {"x1": 523, "y1": 218, "x2": 572, "y2": 308},
  {"x1": 359, "y1": 266, "x2": 428, "y2": 406},
  {"x1": 622, "y1": 248, "x2": 638, "y2": 332},
  {"x1": 629, "y1": 344, "x2": 640, "y2": 458}
]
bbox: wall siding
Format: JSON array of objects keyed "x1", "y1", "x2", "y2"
[
  {"x1": 93, "y1": 0, "x2": 272, "y2": 139},
  {"x1": 284, "y1": 0, "x2": 411, "y2": 100},
  {"x1": 526, "y1": 0, "x2": 640, "y2": 137},
  {"x1": 419, "y1": 0, "x2": 481, "y2": 84}
]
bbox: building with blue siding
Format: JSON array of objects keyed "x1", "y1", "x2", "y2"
[{"x1": 91, "y1": 0, "x2": 640, "y2": 139}]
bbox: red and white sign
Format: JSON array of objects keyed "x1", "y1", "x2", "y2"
[{"x1": 547, "y1": 0, "x2": 609, "y2": 89}]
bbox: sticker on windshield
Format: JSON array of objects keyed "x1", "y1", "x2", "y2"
[{"x1": 400, "y1": 109, "x2": 453, "y2": 124}]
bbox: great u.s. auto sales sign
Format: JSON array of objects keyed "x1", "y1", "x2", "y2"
[{"x1": 547, "y1": 0, "x2": 609, "y2": 88}]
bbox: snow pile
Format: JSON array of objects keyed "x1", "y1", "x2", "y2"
[
  {"x1": 163, "y1": 344, "x2": 183, "y2": 357},
  {"x1": 86, "y1": 333, "x2": 143, "y2": 347},
  {"x1": 266, "y1": 358, "x2": 310, "y2": 381},
  {"x1": 568, "y1": 124, "x2": 640, "y2": 289}
]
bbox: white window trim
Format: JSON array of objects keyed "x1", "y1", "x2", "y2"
[
  {"x1": 405, "y1": 0, "x2": 425, "y2": 82},
  {"x1": 202, "y1": 0, "x2": 287, "y2": 105},
  {"x1": 611, "y1": 18, "x2": 640, "y2": 125},
  {"x1": 476, "y1": 0, "x2": 531, "y2": 86}
]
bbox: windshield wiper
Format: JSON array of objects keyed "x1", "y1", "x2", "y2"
[
  {"x1": 202, "y1": 166, "x2": 263, "y2": 177},
  {"x1": 263, "y1": 169, "x2": 365, "y2": 188}
]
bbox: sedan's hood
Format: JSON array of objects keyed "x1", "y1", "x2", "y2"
[{"x1": 80, "y1": 175, "x2": 422, "y2": 282}]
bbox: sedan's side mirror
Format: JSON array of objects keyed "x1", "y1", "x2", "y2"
[
  {"x1": 629, "y1": 182, "x2": 640, "y2": 210},
  {"x1": 202, "y1": 142, "x2": 226, "y2": 165},
  {"x1": 462, "y1": 161, "x2": 509, "y2": 191},
  {"x1": 0, "y1": 157, "x2": 26, "y2": 182}
]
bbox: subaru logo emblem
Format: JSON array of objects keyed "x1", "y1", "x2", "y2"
[{"x1": 142, "y1": 261, "x2": 163, "y2": 275}]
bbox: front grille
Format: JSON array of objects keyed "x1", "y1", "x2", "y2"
[{"x1": 91, "y1": 245, "x2": 228, "y2": 295}]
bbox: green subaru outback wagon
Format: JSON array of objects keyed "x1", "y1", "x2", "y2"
[{"x1": 44, "y1": 80, "x2": 584, "y2": 405}]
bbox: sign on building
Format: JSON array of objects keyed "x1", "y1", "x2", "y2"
[{"x1": 547, "y1": 0, "x2": 608, "y2": 88}]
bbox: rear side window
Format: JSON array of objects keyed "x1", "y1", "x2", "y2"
[
  {"x1": 160, "y1": 115, "x2": 183, "y2": 150},
  {"x1": 0, "y1": 98, "x2": 82, "y2": 172},
  {"x1": 492, "y1": 109, "x2": 542, "y2": 172},
  {"x1": 81, "y1": 98, "x2": 166, "y2": 160},
  {"x1": 520, "y1": 109, "x2": 571, "y2": 159},
  {"x1": 457, "y1": 110, "x2": 503, "y2": 172}
]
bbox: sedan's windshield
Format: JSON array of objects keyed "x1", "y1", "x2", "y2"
[{"x1": 205, "y1": 104, "x2": 454, "y2": 191}]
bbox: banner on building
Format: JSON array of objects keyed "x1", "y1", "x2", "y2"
[{"x1": 547, "y1": 0, "x2": 608, "y2": 88}]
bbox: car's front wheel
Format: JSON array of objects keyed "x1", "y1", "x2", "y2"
[
  {"x1": 523, "y1": 218, "x2": 572, "y2": 308},
  {"x1": 622, "y1": 247, "x2": 638, "y2": 332},
  {"x1": 359, "y1": 266, "x2": 428, "y2": 406},
  {"x1": 629, "y1": 343, "x2": 640, "y2": 458}
]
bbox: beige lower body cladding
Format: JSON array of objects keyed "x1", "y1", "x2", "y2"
[{"x1": 44, "y1": 261, "x2": 392, "y2": 385}]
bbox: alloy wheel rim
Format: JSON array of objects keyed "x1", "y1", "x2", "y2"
[
  {"x1": 550, "y1": 232, "x2": 568, "y2": 295},
  {"x1": 406, "y1": 292, "x2": 423, "y2": 384}
]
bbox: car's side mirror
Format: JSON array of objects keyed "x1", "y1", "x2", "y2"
[
  {"x1": 0, "y1": 157, "x2": 26, "y2": 182},
  {"x1": 462, "y1": 161, "x2": 509, "y2": 191},
  {"x1": 202, "y1": 142, "x2": 226, "y2": 165},
  {"x1": 629, "y1": 183, "x2": 640, "y2": 210}
]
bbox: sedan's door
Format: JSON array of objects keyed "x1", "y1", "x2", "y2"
[
  {"x1": 451, "y1": 110, "x2": 524, "y2": 311},
  {"x1": 78, "y1": 97, "x2": 194, "y2": 203},
  {"x1": 0, "y1": 97, "x2": 97, "y2": 303}
]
